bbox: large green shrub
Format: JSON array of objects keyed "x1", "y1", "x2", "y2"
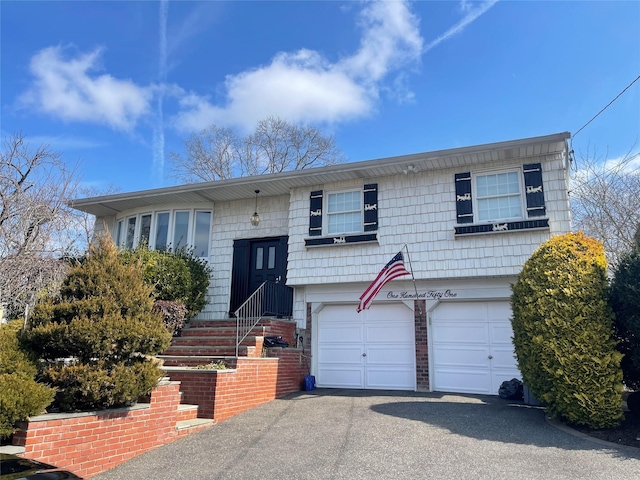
[
  {"x1": 22, "y1": 235, "x2": 172, "y2": 412},
  {"x1": 511, "y1": 232, "x2": 623, "y2": 428},
  {"x1": 120, "y1": 246, "x2": 210, "y2": 319},
  {"x1": 0, "y1": 321, "x2": 55, "y2": 439},
  {"x1": 609, "y1": 229, "x2": 640, "y2": 390}
]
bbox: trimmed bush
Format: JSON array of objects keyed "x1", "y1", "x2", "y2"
[
  {"x1": 511, "y1": 232, "x2": 623, "y2": 428},
  {"x1": 23, "y1": 235, "x2": 171, "y2": 412},
  {"x1": 153, "y1": 300, "x2": 188, "y2": 336},
  {"x1": 120, "y1": 246, "x2": 210, "y2": 319},
  {"x1": 609, "y1": 230, "x2": 640, "y2": 390},
  {"x1": 0, "y1": 321, "x2": 55, "y2": 439}
]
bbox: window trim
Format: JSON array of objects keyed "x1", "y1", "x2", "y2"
[
  {"x1": 472, "y1": 168, "x2": 525, "y2": 224},
  {"x1": 324, "y1": 188, "x2": 364, "y2": 236},
  {"x1": 114, "y1": 208, "x2": 212, "y2": 258}
]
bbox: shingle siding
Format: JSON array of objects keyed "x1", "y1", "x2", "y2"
[{"x1": 287, "y1": 152, "x2": 570, "y2": 286}]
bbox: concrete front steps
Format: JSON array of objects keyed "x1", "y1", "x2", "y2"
[{"x1": 176, "y1": 404, "x2": 214, "y2": 435}]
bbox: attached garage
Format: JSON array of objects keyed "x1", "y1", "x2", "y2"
[
  {"x1": 316, "y1": 303, "x2": 416, "y2": 390},
  {"x1": 430, "y1": 300, "x2": 521, "y2": 395}
]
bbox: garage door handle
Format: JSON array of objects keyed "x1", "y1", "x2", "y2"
[
  {"x1": 488, "y1": 355, "x2": 493, "y2": 360},
  {"x1": 362, "y1": 353, "x2": 367, "y2": 357}
]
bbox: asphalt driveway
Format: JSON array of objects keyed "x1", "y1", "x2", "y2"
[{"x1": 94, "y1": 389, "x2": 640, "y2": 480}]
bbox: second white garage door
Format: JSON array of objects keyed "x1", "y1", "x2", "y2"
[
  {"x1": 431, "y1": 301, "x2": 521, "y2": 395},
  {"x1": 317, "y1": 303, "x2": 416, "y2": 390}
]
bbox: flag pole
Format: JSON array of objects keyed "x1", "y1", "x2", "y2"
[{"x1": 403, "y1": 244, "x2": 422, "y2": 318}]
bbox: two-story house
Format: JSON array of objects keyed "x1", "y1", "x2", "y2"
[{"x1": 72, "y1": 132, "x2": 572, "y2": 395}]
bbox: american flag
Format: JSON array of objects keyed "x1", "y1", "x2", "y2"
[{"x1": 357, "y1": 252, "x2": 410, "y2": 312}]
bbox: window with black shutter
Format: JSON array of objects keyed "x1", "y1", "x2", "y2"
[
  {"x1": 454, "y1": 165, "x2": 548, "y2": 235},
  {"x1": 305, "y1": 184, "x2": 379, "y2": 247}
]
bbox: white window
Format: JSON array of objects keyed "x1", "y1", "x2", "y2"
[
  {"x1": 116, "y1": 220, "x2": 125, "y2": 247},
  {"x1": 154, "y1": 212, "x2": 170, "y2": 251},
  {"x1": 139, "y1": 214, "x2": 152, "y2": 246},
  {"x1": 475, "y1": 171, "x2": 523, "y2": 222},
  {"x1": 114, "y1": 209, "x2": 212, "y2": 258},
  {"x1": 173, "y1": 211, "x2": 190, "y2": 250},
  {"x1": 125, "y1": 217, "x2": 136, "y2": 249},
  {"x1": 326, "y1": 190, "x2": 362, "y2": 235},
  {"x1": 193, "y1": 211, "x2": 211, "y2": 257}
]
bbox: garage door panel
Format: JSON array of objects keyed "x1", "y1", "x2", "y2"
[
  {"x1": 488, "y1": 301, "x2": 512, "y2": 319},
  {"x1": 317, "y1": 368, "x2": 363, "y2": 388},
  {"x1": 489, "y1": 323, "x2": 514, "y2": 345},
  {"x1": 365, "y1": 303, "x2": 411, "y2": 321},
  {"x1": 433, "y1": 369, "x2": 492, "y2": 394},
  {"x1": 434, "y1": 302, "x2": 488, "y2": 320},
  {"x1": 366, "y1": 345, "x2": 415, "y2": 365},
  {"x1": 367, "y1": 368, "x2": 416, "y2": 390},
  {"x1": 433, "y1": 346, "x2": 490, "y2": 367},
  {"x1": 490, "y1": 347, "x2": 518, "y2": 369},
  {"x1": 366, "y1": 324, "x2": 413, "y2": 343},
  {"x1": 318, "y1": 325, "x2": 363, "y2": 343},
  {"x1": 432, "y1": 323, "x2": 489, "y2": 344},
  {"x1": 318, "y1": 346, "x2": 363, "y2": 364}
]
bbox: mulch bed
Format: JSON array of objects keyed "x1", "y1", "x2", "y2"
[{"x1": 574, "y1": 410, "x2": 640, "y2": 448}]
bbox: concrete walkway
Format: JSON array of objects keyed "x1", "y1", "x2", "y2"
[{"x1": 94, "y1": 389, "x2": 640, "y2": 480}]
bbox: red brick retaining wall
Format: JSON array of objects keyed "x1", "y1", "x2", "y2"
[
  {"x1": 167, "y1": 352, "x2": 306, "y2": 422},
  {"x1": 11, "y1": 380, "x2": 185, "y2": 479}
]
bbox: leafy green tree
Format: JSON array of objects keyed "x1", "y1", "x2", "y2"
[
  {"x1": 23, "y1": 235, "x2": 171, "y2": 411},
  {"x1": 511, "y1": 232, "x2": 623, "y2": 428}
]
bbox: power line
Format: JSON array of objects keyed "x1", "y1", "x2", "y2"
[{"x1": 573, "y1": 74, "x2": 640, "y2": 138}]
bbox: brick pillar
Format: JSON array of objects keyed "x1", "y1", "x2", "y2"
[{"x1": 414, "y1": 299, "x2": 429, "y2": 391}]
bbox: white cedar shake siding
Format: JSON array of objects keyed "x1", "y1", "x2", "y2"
[{"x1": 287, "y1": 152, "x2": 570, "y2": 285}]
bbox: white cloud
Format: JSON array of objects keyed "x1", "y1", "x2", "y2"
[
  {"x1": 424, "y1": 0, "x2": 499, "y2": 53},
  {"x1": 172, "y1": 0, "x2": 423, "y2": 132},
  {"x1": 19, "y1": 46, "x2": 152, "y2": 131}
]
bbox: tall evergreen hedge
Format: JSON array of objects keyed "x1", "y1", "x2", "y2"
[
  {"x1": 510, "y1": 232, "x2": 623, "y2": 428},
  {"x1": 23, "y1": 235, "x2": 172, "y2": 411},
  {"x1": 610, "y1": 229, "x2": 640, "y2": 390}
]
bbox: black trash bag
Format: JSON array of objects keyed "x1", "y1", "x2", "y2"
[
  {"x1": 264, "y1": 336, "x2": 289, "y2": 348},
  {"x1": 498, "y1": 378, "x2": 524, "y2": 400}
]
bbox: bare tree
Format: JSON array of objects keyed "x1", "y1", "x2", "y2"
[
  {"x1": 170, "y1": 116, "x2": 345, "y2": 183},
  {"x1": 0, "y1": 133, "x2": 83, "y2": 320},
  {"x1": 570, "y1": 146, "x2": 640, "y2": 268}
]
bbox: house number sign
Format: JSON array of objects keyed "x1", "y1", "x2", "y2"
[{"x1": 387, "y1": 290, "x2": 458, "y2": 300}]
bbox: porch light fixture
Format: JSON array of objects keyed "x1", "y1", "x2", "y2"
[{"x1": 250, "y1": 189, "x2": 260, "y2": 227}]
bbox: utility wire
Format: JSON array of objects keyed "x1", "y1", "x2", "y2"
[{"x1": 573, "y1": 74, "x2": 640, "y2": 138}]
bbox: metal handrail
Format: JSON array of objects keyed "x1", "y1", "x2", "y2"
[{"x1": 234, "y1": 281, "x2": 293, "y2": 356}]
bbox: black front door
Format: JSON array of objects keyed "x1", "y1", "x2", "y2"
[{"x1": 229, "y1": 236, "x2": 288, "y2": 316}]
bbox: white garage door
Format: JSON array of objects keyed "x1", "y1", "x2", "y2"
[
  {"x1": 431, "y1": 301, "x2": 520, "y2": 395},
  {"x1": 317, "y1": 303, "x2": 416, "y2": 390}
]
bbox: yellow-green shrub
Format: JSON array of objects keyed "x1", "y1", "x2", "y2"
[
  {"x1": 0, "y1": 321, "x2": 55, "y2": 439},
  {"x1": 511, "y1": 232, "x2": 623, "y2": 428}
]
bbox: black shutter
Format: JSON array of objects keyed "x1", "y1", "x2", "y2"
[
  {"x1": 455, "y1": 172, "x2": 473, "y2": 224},
  {"x1": 523, "y1": 163, "x2": 546, "y2": 217},
  {"x1": 363, "y1": 183, "x2": 378, "y2": 232},
  {"x1": 229, "y1": 239, "x2": 250, "y2": 316},
  {"x1": 309, "y1": 190, "x2": 323, "y2": 236}
]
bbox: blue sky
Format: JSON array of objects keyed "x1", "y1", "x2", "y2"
[{"x1": 2, "y1": 1, "x2": 639, "y2": 194}]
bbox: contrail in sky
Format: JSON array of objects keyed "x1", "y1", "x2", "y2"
[
  {"x1": 153, "y1": 0, "x2": 168, "y2": 186},
  {"x1": 424, "y1": 0, "x2": 499, "y2": 53}
]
